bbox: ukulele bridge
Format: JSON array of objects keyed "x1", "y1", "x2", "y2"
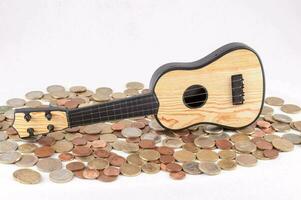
[{"x1": 231, "y1": 74, "x2": 244, "y2": 105}]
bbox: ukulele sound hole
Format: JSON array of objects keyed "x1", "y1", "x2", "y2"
[{"x1": 183, "y1": 85, "x2": 208, "y2": 109}]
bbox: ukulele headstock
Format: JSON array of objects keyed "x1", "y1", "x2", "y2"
[{"x1": 13, "y1": 107, "x2": 69, "y2": 138}]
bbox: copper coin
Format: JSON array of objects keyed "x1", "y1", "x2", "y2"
[
  {"x1": 103, "y1": 166, "x2": 120, "y2": 176},
  {"x1": 169, "y1": 171, "x2": 186, "y2": 180},
  {"x1": 108, "y1": 155, "x2": 126, "y2": 167},
  {"x1": 182, "y1": 143, "x2": 199, "y2": 153},
  {"x1": 72, "y1": 146, "x2": 92, "y2": 157},
  {"x1": 173, "y1": 150, "x2": 196, "y2": 162},
  {"x1": 139, "y1": 140, "x2": 155, "y2": 149},
  {"x1": 196, "y1": 149, "x2": 219, "y2": 162},
  {"x1": 253, "y1": 139, "x2": 273, "y2": 150},
  {"x1": 160, "y1": 155, "x2": 175, "y2": 164},
  {"x1": 93, "y1": 149, "x2": 111, "y2": 158},
  {"x1": 215, "y1": 139, "x2": 233, "y2": 150},
  {"x1": 34, "y1": 146, "x2": 55, "y2": 158},
  {"x1": 66, "y1": 161, "x2": 85, "y2": 171},
  {"x1": 256, "y1": 120, "x2": 271, "y2": 129},
  {"x1": 157, "y1": 146, "x2": 174, "y2": 155},
  {"x1": 38, "y1": 136, "x2": 56, "y2": 146},
  {"x1": 59, "y1": 152, "x2": 74, "y2": 161},
  {"x1": 263, "y1": 149, "x2": 279, "y2": 159},
  {"x1": 166, "y1": 163, "x2": 182, "y2": 172},
  {"x1": 92, "y1": 140, "x2": 107, "y2": 148},
  {"x1": 72, "y1": 137, "x2": 87, "y2": 146},
  {"x1": 73, "y1": 169, "x2": 85, "y2": 179},
  {"x1": 98, "y1": 171, "x2": 118, "y2": 182},
  {"x1": 83, "y1": 168, "x2": 100, "y2": 179}
]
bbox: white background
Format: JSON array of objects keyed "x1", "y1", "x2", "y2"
[{"x1": 1, "y1": 0, "x2": 301, "y2": 199}]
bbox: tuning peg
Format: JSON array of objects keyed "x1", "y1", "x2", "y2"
[
  {"x1": 27, "y1": 128, "x2": 34, "y2": 136},
  {"x1": 45, "y1": 111, "x2": 52, "y2": 121},
  {"x1": 24, "y1": 113, "x2": 31, "y2": 122},
  {"x1": 47, "y1": 124, "x2": 54, "y2": 132}
]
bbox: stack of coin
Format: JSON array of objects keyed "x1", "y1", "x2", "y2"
[{"x1": 0, "y1": 83, "x2": 301, "y2": 184}]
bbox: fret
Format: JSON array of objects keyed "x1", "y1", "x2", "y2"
[{"x1": 68, "y1": 93, "x2": 159, "y2": 127}]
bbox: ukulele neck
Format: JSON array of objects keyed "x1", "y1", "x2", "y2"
[{"x1": 67, "y1": 92, "x2": 159, "y2": 127}]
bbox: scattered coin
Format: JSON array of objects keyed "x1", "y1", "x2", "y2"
[
  {"x1": 120, "y1": 163, "x2": 141, "y2": 176},
  {"x1": 173, "y1": 150, "x2": 195, "y2": 162},
  {"x1": 280, "y1": 104, "x2": 301, "y2": 114},
  {"x1": 265, "y1": 97, "x2": 284, "y2": 106},
  {"x1": 34, "y1": 146, "x2": 55, "y2": 158},
  {"x1": 282, "y1": 133, "x2": 301, "y2": 144},
  {"x1": 66, "y1": 161, "x2": 85, "y2": 171},
  {"x1": 234, "y1": 141, "x2": 257, "y2": 153},
  {"x1": 236, "y1": 154, "x2": 257, "y2": 167},
  {"x1": 169, "y1": 171, "x2": 186, "y2": 180},
  {"x1": 103, "y1": 166, "x2": 120, "y2": 176},
  {"x1": 261, "y1": 106, "x2": 274, "y2": 115},
  {"x1": 194, "y1": 137, "x2": 215, "y2": 148},
  {"x1": 139, "y1": 149, "x2": 160, "y2": 161},
  {"x1": 182, "y1": 161, "x2": 202, "y2": 175},
  {"x1": 25, "y1": 91, "x2": 44, "y2": 100},
  {"x1": 272, "y1": 114, "x2": 292, "y2": 123},
  {"x1": 198, "y1": 162, "x2": 221, "y2": 175},
  {"x1": 203, "y1": 125, "x2": 223, "y2": 134},
  {"x1": 217, "y1": 159, "x2": 237, "y2": 170},
  {"x1": 0, "y1": 140, "x2": 18, "y2": 153},
  {"x1": 13, "y1": 169, "x2": 41, "y2": 184},
  {"x1": 87, "y1": 158, "x2": 109, "y2": 170},
  {"x1": 0, "y1": 131, "x2": 8, "y2": 141},
  {"x1": 52, "y1": 140, "x2": 74, "y2": 153},
  {"x1": 218, "y1": 150, "x2": 236, "y2": 160},
  {"x1": 49, "y1": 169, "x2": 74, "y2": 183},
  {"x1": 121, "y1": 127, "x2": 142, "y2": 138},
  {"x1": 6, "y1": 98, "x2": 26, "y2": 107},
  {"x1": 126, "y1": 82, "x2": 144, "y2": 90},
  {"x1": 15, "y1": 154, "x2": 38, "y2": 167},
  {"x1": 263, "y1": 149, "x2": 279, "y2": 159},
  {"x1": 18, "y1": 143, "x2": 38, "y2": 153},
  {"x1": 36, "y1": 158, "x2": 62, "y2": 172},
  {"x1": 0, "y1": 151, "x2": 22, "y2": 164},
  {"x1": 83, "y1": 168, "x2": 100, "y2": 179},
  {"x1": 271, "y1": 122, "x2": 291, "y2": 132},
  {"x1": 142, "y1": 163, "x2": 160, "y2": 174},
  {"x1": 272, "y1": 138, "x2": 294, "y2": 152},
  {"x1": 196, "y1": 149, "x2": 219, "y2": 162}
]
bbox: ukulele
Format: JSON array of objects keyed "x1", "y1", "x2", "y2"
[{"x1": 13, "y1": 42, "x2": 265, "y2": 138}]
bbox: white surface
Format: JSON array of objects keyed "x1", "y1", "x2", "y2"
[{"x1": 0, "y1": 0, "x2": 301, "y2": 200}]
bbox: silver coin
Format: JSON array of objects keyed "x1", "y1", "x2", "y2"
[
  {"x1": 272, "y1": 114, "x2": 292, "y2": 123},
  {"x1": 204, "y1": 124, "x2": 223, "y2": 135},
  {"x1": 183, "y1": 161, "x2": 202, "y2": 175},
  {"x1": 25, "y1": 91, "x2": 44, "y2": 100},
  {"x1": 162, "y1": 138, "x2": 184, "y2": 148},
  {"x1": 141, "y1": 132, "x2": 161, "y2": 143},
  {"x1": 282, "y1": 133, "x2": 301, "y2": 144},
  {"x1": 6, "y1": 98, "x2": 26, "y2": 107},
  {"x1": 121, "y1": 127, "x2": 142, "y2": 138},
  {"x1": 0, "y1": 131, "x2": 8, "y2": 141},
  {"x1": 0, "y1": 151, "x2": 22, "y2": 164},
  {"x1": 36, "y1": 158, "x2": 62, "y2": 172},
  {"x1": 47, "y1": 85, "x2": 65, "y2": 93},
  {"x1": 0, "y1": 140, "x2": 18, "y2": 153},
  {"x1": 148, "y1": 119, "x2": 165, "y2": 131},
  {"x1": 198, "y1": 162, "x2": 221, "y2": 175},
  {"x1": 15, "y1": 154, "x2": 39, "y2": 167},
  {"x1": 49, "y1": 169, "x2": 74, "y2": 183}
]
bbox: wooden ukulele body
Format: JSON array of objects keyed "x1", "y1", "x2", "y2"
[{"x1": 150, "y1": 43, "x2": 265, "y2": 130}]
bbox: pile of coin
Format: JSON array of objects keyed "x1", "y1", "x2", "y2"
[{"x1": 1, "y1": 84, "x2": 301, "y2": 184}]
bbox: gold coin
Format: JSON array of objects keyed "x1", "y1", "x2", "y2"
[
  {"x1": 218, "y1": 150, "x2": 236, "y2": 160},
  {"x1": 87, "y1": 158, "x2": 109, "y2": 170},
  {"x1": 234, "y1": 141, "x2": 256, "y2": 153},
  {"x1": 272, "y1": 138, "x2": 294, "y2": 152},
  {"x1": 120, "y1": 163, "x2": 141, "y2": 176},
  {"x1": 217, "y1": 159, "x2": 237, "y2": 170},
  {"x1": 139, "y1": 149, "x2": 160, "y2": 161},
  {"x1": 236, "y1": 154, "x2": 257, "y2": 167},
  {"x1": 280, "y1": 104, "x2": 301, "y2": 114},
  {"x1": 261, "y1": 106, "x2": 274, "y2": 115},
  {"x1": 126, "y1": 82, "x2": 144, "y2": 90},
  {"x1": 127, "y1": 153, "x2": 146, "y2": 166},
  {"x1": 173, "y1": 150, "x2": 195, "y2": 162},
  {"x1": 196, "y1": 149, "x2": 219, "y2": 162},
  {"x1": 194, "y1": 137, "x2": 215, "y2": 148},
  {"x1": 18, "y1": 143, "x2": 38, "y2": 153},
  {"x1": 293, "y1": 121, "x2": 301, "y2": 132},
  {"x1": 265, "y1": 97, "x2": 284, "y2": 106},
  {"x1": 51, "y1": 140, "x2": 74, "y2": 153},
  {"x1": 141, "y1": 163, "x2": 160, "y2": 174},
  {"x1": 13, "y1": 169, "x2": 41, "y2": 184},
  {"x1": 271, "y1": 122, "x2": 290, "y2": 132},
  {"x1": 162, "y1": 138, "x2": 184, "y2": 148},
  {"x1": 230, "y1": 134, "x2": 250, "y2": 143}
]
